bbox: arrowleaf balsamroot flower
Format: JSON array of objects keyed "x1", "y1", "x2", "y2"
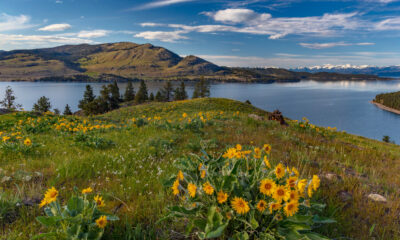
[
  {"x1": 275, "y1": 163, "x2": 285, "y2": 179},
  {"x1": 217, "y1": 190, "x2": 228, "y2": 204},
  {"x1": 256, "y1": 200, "x2": 267, "y2": 212},
  {"x1": 286, "y1": 176, "x2": 298, "y2": 189},
  {"x1": 273, "y1": 185, "x2": 290, "y2": 203},
  {"x1": 312, "y1": 175, "x2": 320, "y2": 191},
  {"x1": 96, "y1": 216, "x2": 107, "y2": 228},
  {"x1": 24, "y1": 138, "x2": 32, "y2": 146},
  {"x1": 177, "y1": 170, "x2": 184, "y2": 181},
  {"x1": 284, "y1": 201, "x2": 299, "y2": 217},
  {"x1": 231, "y1": 197, "x2": 250, "y2": 214},
  {"x1": 203, "y1": 182, "x2": 214, "y2": 195},
  {"x1": 172, "y1": 179, "x2": 180, "y2": 196},
  {"x1": 82, "y1": 187, "x2": 93, "y2": 194},
  {"x1": 94, "y1": 195, "x2": 105, "y2": 207},
  {"x1": 263, "y1": 156, "x2": 271, "y2": 168},
  {"x1": 260, "y1": 179, "x2": 276, "y2": 196},
  {"x1": 188, "y1": 183, "x2": 197, "y2": 198},
  {"x1": 269, "y1": 202, "x2": 282, "y2": 213}
]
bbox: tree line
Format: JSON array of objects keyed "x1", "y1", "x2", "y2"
[
  {"x1": 0, "y1": 78, "x2": 210, "y2": 115},
  {"x1": 374, "y1": 91, "x2": 400, "y2": 111}
]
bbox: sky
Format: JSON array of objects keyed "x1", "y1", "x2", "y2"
[{"x1": 1, "y1": 0, "x2": 400, "y2": 68}]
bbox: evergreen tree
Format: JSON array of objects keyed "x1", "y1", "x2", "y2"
[
  {"x1": 108, "y1": 81, "x2": 120, "y2": 110},
  {"x1": 161, "y1": 81, "x2": 174, "y2": 102},
  {"x1": 124, "y1": 81, "x2": 135, "y2": 102},
  {"x1": 63, "y1": 104, "x2": 72, "y2": 115},
  {"x1": 33, "y1": 96, "x2": 52, "y2": 113},
  {"x1": 135, "y1": 80, "x2": 148, "y2": 104},
  {"x1": 149, "y1": 92, "x2": 155, "y2": 101},
  {"x1": 0, "y1": 86, "x2": 21, "y2": 110},
  {"x1": 53, "y1": 108, "x2": 60, "y2": 115},
  {"x1": 193, "y1": 77, "x2": 210, "y2": 99},
  {"x1": 98, "y1": 85, "x2": 111, "y2": 113},
  {"x1": 174, "y1": 81, "x2": 188, "y2": 101},
  {"x1": 155, "y1": 90, "x2": 163, "y2": 102},
  {"x1": 78, "y1": 85, "x2": 95, "y2": 110}
]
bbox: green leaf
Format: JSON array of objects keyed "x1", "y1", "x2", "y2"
[
  {"x1": 31, "y1": 232, "x2": 57, "y2": 240},
  {"x1": 286, "y1": 215, "x2": 313, "y2": 225},
  {"x1": 250, "y1": 216, "x2": 259, "y2": 229},
  {"x1": 205, "y1": 222, "x2": 229, "y2": 238},
  {"x1": 36, "y1": 216, "x2": 61, "y2": 227},
  {"x1": 169, "y1": 205, "x2": 198, "y2": 215},
  {"x1": 67, "y1": 196, "x2": 84, "y2": 216},
  {"x1": 312, "y1": 215, "x2": 336, "y2": 224},
  {"x1": 303, "y1": 232, "x2": 331, "y2": 240}
]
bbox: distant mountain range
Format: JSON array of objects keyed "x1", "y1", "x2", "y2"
[
  {"x1": 293, "y1": 64, "x2": 400, "y2": 77},
  {"x1": 0, "y1": 42, "x2": 389, "y2": 82}
]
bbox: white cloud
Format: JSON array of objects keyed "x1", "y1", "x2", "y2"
[
  {"x1": 77, "y1": 30, "x2": 110, "y2": 38},
  {"x1": 134, "y1": 30, "x2": 188, "y2": 42},
  {"x1": 133, "y1": 0, "x2": 194, "y2": 10},
  {"x1": 300, "y1": 42, "x2": 375, "y2": 49},
  {"x1": 204, "y1": 9, "x2": 271, "y2": 24},
  {"x1": 0, "y1": 13, "x2": 33, "y2": 32},
  {"x1": 375, "y1": 17, "x2": 400, "y2": 30},
  {"x1": 38, "y1": 23, "x2": 71, "y2": 32},
  {"x1": 140, "y1": 22, "x2": 165, "y2": 27},
  {"x1": 0, "y1": 33, "x2": 95, "y2": 50}
]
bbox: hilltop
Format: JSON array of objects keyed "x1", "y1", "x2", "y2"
[
  {"x1": 0, "y1": 98, "x2": 399, "y2": 239},
  {"x1": 0, "y1": 42, "x2": 387, "y2": 82}
]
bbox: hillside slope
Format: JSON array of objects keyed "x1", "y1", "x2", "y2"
[
  {"x1": 0, "y1": 42, "x2": 386, "y2": 82},
  {"x1": 0, "y1": 98, "x2": 398, "y2": 239}
]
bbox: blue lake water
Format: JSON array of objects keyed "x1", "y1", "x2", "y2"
[{"x1": 1, "y1": 80, "x2": 400, "y2": 143}]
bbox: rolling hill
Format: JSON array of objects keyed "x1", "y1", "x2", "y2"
[{"x1": 0, "y1": 42, "x2": 388, "y2": 82}]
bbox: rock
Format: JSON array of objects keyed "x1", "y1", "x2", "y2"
[
  {"x1": 367, "y1": 193, "x2": 387, "y2": 203},
  {"x1": 268, "y1": 110, "x2": 288, "y2": 126},
  {"x1": 248, "y1": 114, "x2": 264, "y2": 121},
  {"x1": 338, "y1": 190, "x2": 353, "y2": 202},
  {"x1": 320, "y1": 173, "x2": 342, "y2": 183}
]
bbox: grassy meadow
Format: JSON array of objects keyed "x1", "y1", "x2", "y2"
[{"x1": 0, "y1": 98, "x2": 399, "y2": 239}]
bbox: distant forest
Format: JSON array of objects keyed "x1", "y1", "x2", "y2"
[{"x1": 374, "y1": 91, "x2": 400, "y2": 110}]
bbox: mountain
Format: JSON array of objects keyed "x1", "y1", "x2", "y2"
[
  {"x1": 0, "y1": 42, "x2": 389, "y2": 81},
  {"x1": 293, "y1": 64, "x2": 400, "y2": 77}
]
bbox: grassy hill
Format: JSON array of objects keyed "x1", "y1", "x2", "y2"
[
  {"x1": 0, "y1": 42, "x2": 386, "y2": 82},
  {"x1": 0, "y1": 98, "x2": 398, "y2": 239}
]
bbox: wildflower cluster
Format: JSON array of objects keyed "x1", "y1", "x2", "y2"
[
  {"x1": 164, "y1": 144, "x2": 333, "y2": 239},
  {"x1": 294, "y1": 117, "x2": 337, "y2": 134},
  {"x1": 34, "y1": 186, "x2": 118, "y2": 240},
  {"x1": 54, "y1": 118, "x2": 116, "y2": 133}
]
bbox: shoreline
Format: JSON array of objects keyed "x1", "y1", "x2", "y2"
[{"x1": 370, "y1": 101, "x2": 400, "y2": 115}]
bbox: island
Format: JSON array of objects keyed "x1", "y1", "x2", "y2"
[{"x1": 372, "y1": 91, "x2": 400, "y2": 114}]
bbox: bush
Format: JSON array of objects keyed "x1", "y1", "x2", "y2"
[
  {"x1": 73, "y1": 133, "x2": 115, "y2": 149},
  {"x1": 33, "y1": 187, "x2": 118, "y2": 240},
  {"x1": 162, "y1": 145, "x2": 334, "y2": 239}
]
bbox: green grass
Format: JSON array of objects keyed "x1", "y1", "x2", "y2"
[{"x1": 0, "y1": 98, "x2": 399, "y2": 239}]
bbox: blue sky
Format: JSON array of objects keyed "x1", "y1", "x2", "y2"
[{"x1": 1, "y1": 0, "x2": 400, "y2": 68}]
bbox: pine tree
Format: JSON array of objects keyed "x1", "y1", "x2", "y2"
[
  {"x1": 63, "y1": 104, "x2": 72, "y2": 115},
  {"x1": 155, "y1": 91, "x2": 163, "y2": 102},
  {"x1": 124, "y1": 81, "x2": 135, "y2": 102},
  {"x1": 161, "y1": 81, "x2": 174, "y2": 102},
  {"x1": 0, "y1": 86, "x2": 21, "y2": 110},
  {"x1": 33, "y1": 96, "x2": 52, "y2": 113},
  {"x1": 193, "y1": 77, "x2": 210, "y2": 98},
  {"x1": 109, "y1": 81, "x2": 120, "y2": 110},
  {"x1": 78, "y1": 85, "x2": 95, "y2": 110},
  {"x1": 149, "y1": 92, "x2": 155, "y2": 101},
  {"x1": 135, "y1": 80, "x2": 148, "y2": 104},
  {"x1": 174, "y1": 81, "x2": 188, "y2": 101},
  {"x1": 98, "y1": 85, "x2": 111, "y2": 113}
]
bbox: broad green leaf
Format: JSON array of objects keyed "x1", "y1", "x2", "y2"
[
  {"x1": 31, "y1": 232, "x2": 57, "y2": 240},
  {"x1": 36, "y1": 216, "x2": 61, "y2": 227},
  {"x1": 205, "y1": 222, "x2": 229, "y2": 238},
  {"x1": 303, "y1": 232, "x2": 331, "y2": 240},
  {"x1": 67, "y1": 196, "x2": 84, "y2": 216},
  {"x1": 312, "y1": 215, "x2": 336, "y2": 224}
]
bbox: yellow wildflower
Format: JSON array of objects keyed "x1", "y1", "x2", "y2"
[
  {"x1": 94, "y1": 195, "x2": 105, "y2": 207},
  {"x1": 188, "y1": 183, "x2": 197, "y2": 198},
  {"x1": 177, "y1": 170, "x2": 184, "y2": 181},
  {"x1": 217, "y1": 190, "x2": 228, "y2": 204},
  {"x1": 259, "y1": 179, "x2": 276, "y2": 196},
  {"x1": 273, "y1": 185, "x2": 290, "y2": 203},
  {"x1": 256, "y1": 200, "x2": 267, "y2": 212},
  {"x1": 82, "y1": 187, "x2": 93, "y2": 194},
  {"x1": 269, "y1": 202, "x2": 282, "y2": 213},
  {"x1": 203, "y1": 182, "x2": 214, "y2": 195},
  {"x1": 263, "y1": 144, "x2": 271, "y2": 154},
  {"x1": 231, "y1": 197, "x2": 250, "y2": 214},
  {"x1": 172, "y1": 179, "x2": 180, "y2": 196},
  {"x1": 312, "y1": 175, "x2": 320, "y2": 191},
  {"x1": 275, "y1": 163, "x2": 285, "y2": 179},
  {"x1": 286, "y1": 176, "x2": 298, "y2": 189},
  {"x1": 263, "y1": 156, "x2": 271, "y2": 168},
  {"x1": 284, "y1": 201, "x2": 299, "y2": 217},
  {"x1": 96, "y1": 216, "x2": 107, "y2": 228},
  {"x1": 24, "y1": 138, "x2": 32, "y2": 146}
]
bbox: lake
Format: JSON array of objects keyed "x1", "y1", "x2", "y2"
[{"x1": 1, "y1": 80, "x2": 400, "y2": 143}]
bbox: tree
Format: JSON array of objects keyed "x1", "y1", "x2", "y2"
[
  {"x1": 0, "y1": 86, "x2": 21, "y2": 110},
  {"x1": 108, "y1": 81, "x2": 120, "y2": 110},
  {"x1": 135, "y1": 80, "x2": 148, "y2": 104},
  {"x1": 53, "y1": 108, "x2": 60, "y2": 115},
  {"x1": 98, "y1": 85, "x2": 111, "y2": 113},
  {"x1": 155, "y1": 91, "x2": 163, "y2": 102},
  {"x1": 78, "y1": 85, "x2": 95, "y2": 110},
  {"x1": 149, "y1": 92, "x2": 155, "y2": 101},
  {"x1": 161, "y1": 81, "x2": 174, "y2": 102},
  {"x1": 193, "y1": 77, "x2": 211, "y2": 98},
  {"x1": 124, "y1": 81, "x2": 135, "y2": 102},
  {"x1": 63, "y1": 104, "x2": 72, "y2": 115},
  {"x1": 174, "y1": 81, "x2": 188, "y2": 101},
  {"x1": 33, "y1": 96, "x2": 52, "y2": 113}
]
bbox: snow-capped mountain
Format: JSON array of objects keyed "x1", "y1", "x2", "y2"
[{"x1": 292, "y1": 65, "x2": 400, "y2": 77}]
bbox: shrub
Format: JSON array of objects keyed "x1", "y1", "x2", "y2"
[
  {"x1": 162, "y1": 145, "x2": 334, "y2": 239},
  {"x1": 73, "y1": 133, "x2": 115, "y2": 149},
  {"x1": 33, "y1": 187, "x2": 118, "y2": 240}
]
